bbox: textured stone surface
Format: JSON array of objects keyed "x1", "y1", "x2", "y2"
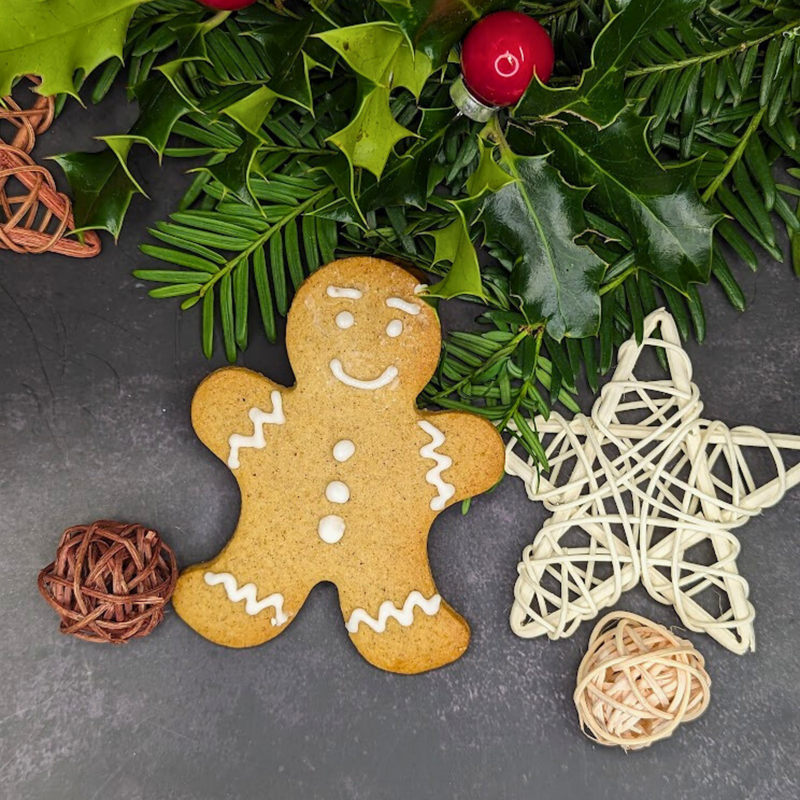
[{"x1": 0, "y1": 95, "x2": 798, "y2": 800}]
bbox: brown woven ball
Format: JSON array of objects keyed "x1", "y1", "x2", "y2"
[{"x1": 38, "y1": 520, "x2": 178, "y2": 644}]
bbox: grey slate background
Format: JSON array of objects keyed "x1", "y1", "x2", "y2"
[{"x1": 0, "y1": 92, "x2": 799, "y2": 800}]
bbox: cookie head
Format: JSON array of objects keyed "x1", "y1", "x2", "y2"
[{"x1": 287, "y1": 258, "x2": 441, "y2": 399}]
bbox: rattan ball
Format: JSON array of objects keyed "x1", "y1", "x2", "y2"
[
  {"x1": 38, "y1": 520, "x2": 178, "y2": 644},
  {"x1": 574, "y1": 612, "x2": 711, "y2": 750}
]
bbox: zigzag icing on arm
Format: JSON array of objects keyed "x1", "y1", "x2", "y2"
[
  {"x1": 204, "y1": 572, "x2": 288, "y2": 626},
  {"x1": 345, "y1": 591, "x2": 441, "y2": 634},
  {"x1": 418, "y1": 420, "x2": 455, "y2": 511},
  {"x1": 227, "y1": 390, "x2": 285, "y2": 469}
]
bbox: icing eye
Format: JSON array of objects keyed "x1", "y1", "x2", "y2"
[
  {"x1": 386, "y1": 319, "x2": 403, "y2": 338},
  {"x1": 336, "y1": 311, "x2": 355, "y2": 330}
]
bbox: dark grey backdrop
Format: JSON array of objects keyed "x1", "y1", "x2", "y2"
[{"x1": 1, "y1": 94, "x2": 798, "y2": 800}]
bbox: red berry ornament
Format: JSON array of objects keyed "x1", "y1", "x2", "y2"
[
  {"x1": 196, "y1": 0, "x2": 257, "y2": 10},
  {"x1": 451, "y1": 11, "x2": 555, "y2": 121}
]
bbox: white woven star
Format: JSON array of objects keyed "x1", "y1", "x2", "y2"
[{"x1": 506, "y1": 309, "x2": 800, "y2": 654}]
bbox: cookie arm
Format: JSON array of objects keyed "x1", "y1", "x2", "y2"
[
  {"x1": 191, "y1": 366, "x2": 287, "y2": 466},
  {"x1": 418, "y1": 412, "x2": 505, "y2": 505}
]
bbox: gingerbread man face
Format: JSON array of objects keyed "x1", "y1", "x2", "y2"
[
  {"x1": 173, "y1": 257, "x2": 505, "y2": 674},
  {"x1": 286, "y1": 258, "x2": 441, "y2": 401}
]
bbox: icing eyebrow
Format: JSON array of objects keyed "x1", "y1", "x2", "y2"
[
  {"x1": 327, "y1": 286, "x2": 363, "y2": 299},
  {"x1": 386, "y1": 297, "x2": 420, "y2": 315}
]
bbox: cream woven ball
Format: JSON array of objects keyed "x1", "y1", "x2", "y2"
[{"x1": 574, "y1": 612, "x2": 711, "y2": 750}]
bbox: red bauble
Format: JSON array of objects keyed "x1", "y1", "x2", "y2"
[
  {"x1": 461, "y1": 11, "x2": 554, "y2": 107},
  {"x1": 196, "y1": 0, "x2": 257, "y2": 9}
]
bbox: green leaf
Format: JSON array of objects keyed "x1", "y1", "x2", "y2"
[
  {"x1": 466, "y1": 139, "x2": 516, "y2": 196},
  {"x1": 482, "y1": 151, "x2": 605, "y2": 339},
  {"x1": 377, "y1": 0, "x2": 514, "y2": 66},
  {"x1": 425, "y1": 202, "x2": 486, "y2": 300},
  {"x1": 103, "y1": 75, "x2": 195, "y2": 159},
  {"x1": 358, "y1": 108, "x2": 455, "y2": 211},
  {"x1": 220, "y1": 272, "x2": 236, "y2": 363},
  {"x1": 538, "y1": 110, "x2": 720, "y2": 293},
  {"x1": 246, "y1": 10, "x2": 316, "y2": 110},
  {"x1": 316, "y1": 23, "x2": 432, "y2": 97},
  {"x1": 327, "y1": 79, "x2": 417, "y2": 178},
  {"x1": 317, "y1": 23, "x2": 433, "y2": 178},
  {"x1": 515, "y1": 0, "x2": 704, "y2": 127},
  {"x1": 202, "y1": 286, "x2": 215, "y2": 360},
  {"x1": 201, "y1": 133, "x2": 262, "y2": 208},
  {"x1": 222, "y1": 87, "x2": 278, "y2": 135},
  {"x1": 149, "y1": 283, "x2": 202, "y2": 298},
  {"x1": 133, "y1": 269, "x2": 212, "y2": 283},
  {"x1": 0, "y1": 0, "x2": 150, "y2": 97},
  {"x1": 51, "y1": 140, "x2": 146, "y2": 239},
  {"x1": 55, "y1": 18, "x2": 212, "y2": 234}
]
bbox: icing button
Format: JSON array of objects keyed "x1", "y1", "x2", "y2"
[
  {"x1": 326, "y1": 481, "x2": 350, "y2": 504},
  {"x1": 336, "y1": 311, "x2": 355, "y2": 329},
  {"x1": 319, "y1": 515, "x2": 345, "y2": 544},
  {"x1": 386, "y1": 319, "x2": 403, "y2": 338},
  {"x1": 333, "y1": 440, "x2": 355, "y2": 462}
]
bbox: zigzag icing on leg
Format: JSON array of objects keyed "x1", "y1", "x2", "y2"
[
  {"x1": 204, "y1": 571, "x2": 288, "y2": 626},
  {"x1": 346, "y1": 591, "x2": 441, "y2": 634}
]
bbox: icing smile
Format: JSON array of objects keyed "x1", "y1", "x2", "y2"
[{"x1": 330, "y1": 358, "x2": 398, "y2": 390}]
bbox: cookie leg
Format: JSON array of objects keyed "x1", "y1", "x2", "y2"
[
  {"x1": 338, "y1": 581, "x2": 471, "y2": 674},
  {"x1": 173, "y1": 559, "x2": 312, "y2": 648}
]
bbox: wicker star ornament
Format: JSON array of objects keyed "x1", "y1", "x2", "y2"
[{"x1": 506, "y1": 309, "x2": 800, "y2": 655}]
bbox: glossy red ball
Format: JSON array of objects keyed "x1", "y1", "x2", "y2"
[
  {"x1": 196, "y1": 0, "x2": 257, "y2": 10},
  {"x1": 461, "y1": 11, "x2": 555, "y2": 107}
]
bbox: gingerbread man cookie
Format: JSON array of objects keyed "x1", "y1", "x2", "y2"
[{"x1": 173, "y1": 257, "x2": 505, "y2": 674}]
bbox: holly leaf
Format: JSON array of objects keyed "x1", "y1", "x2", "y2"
[
  {"x1": 537, "y1": 110, "x2": 721, "y2": 292},
  {"x1": 54, "y1": 20, "x2": 211, "y2": 235},
  {"x1": 327, "y1": 81, "x2": 415, "y2": 178},
  {"x1": 514, "y1": 0, "x2": 703, "y2": 127},
  {"x1": 51, "y1": 140, "x2": 146, "y2": 240},
  {"x1": 56, "y1": 72, "x2": 195, "y2": 234},
  {"x1": 201, "y1": 133, "x2": 262, "y2": 208},
  {"x1": 466, "y1": 139, "x2": 515, "y2": 196},
  {"x1": 377, "y1": 0, "x2": 516, "y2": 66},
  {"x1": 0, "y1": 0, "x2": 150, "y2": 97},
  {"x1": 316, "y1": 23, "x2": 433, "y2": 97},
  {"x1": 482, "y1": 153, "x2": 605, "y2": 339},
  {"x1": 316, "y1": 23, "x2": 433, "y2": 177},
  {"x1": 245, "y1": 11, "x2": 317, "y2": 111},
  {"x1": 104, "y1": 75, "x2": 196, "y2": 159},
  {"x1": 222, "y1": 87, "x2": 278, "y2": 135},
  {"x1": 425, "y1": 201, "x2": 487, "y2": 300},
  {"x1": 358, "y1": 108, "x2": 455, "y2": 211}
]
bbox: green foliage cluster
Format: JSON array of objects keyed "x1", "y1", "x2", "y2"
[{"x1": 46, "y1": 0, "x2": 800, "y2": 468}]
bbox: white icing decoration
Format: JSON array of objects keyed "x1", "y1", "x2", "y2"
[
  {"x1": 204, "y1": 572, "x2": 288, "y2": 626},
  {"x1": 327, "y1": 286, "x2": 362, "y2": 299},
  {"x1": 386, "y1": 297, "x2": 420, "y2": 315},
  {"x1": 319, "y1": 515, "x2": 345, "y2": 544},
  {"x1": 333, "y1": 440, "x2": 355, "y2": 462},
  {"x1": 335, "y1": 311, "x2": 355, "y2": 329},
  {"x1": 345, "y1": 591, "x2": 442, "y2": 634},
  {"x1": 326, "y1": 480, "x2": 350, "y2": 504},
  {"x1": 330, "y1": 359, "x2": 398, "y2": 390},
  {"x1": 386, "y1": 319, "x2": 403, "y2": 338},
  {"x1": 418, "y1": 420, "x2": 455, "y2": 511},
  {"x1": 227, "y1": 391, "x2": 285, "y2": 469},
  {"x1": 413, "y1": 284, "x2": 428, "y2": 295}
]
